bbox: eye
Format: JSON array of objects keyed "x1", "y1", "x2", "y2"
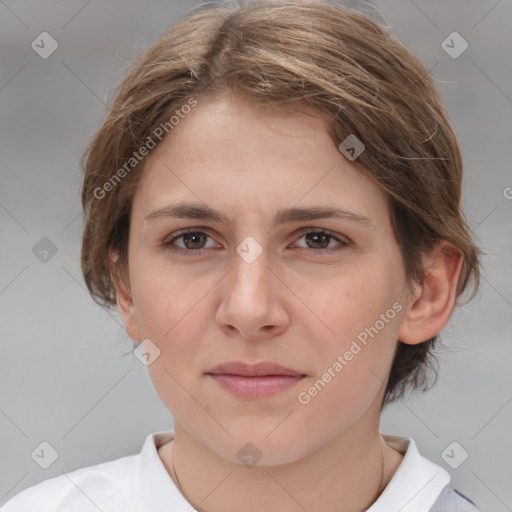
[
  {"x1": 292, "y1": 228, "x2": 349, "y2": 254},
  {"x1": 163, "y1": 227, "x2": 349, "y2": 256},
  {"x1": 163, "y1": 228, "x2": 219, "y2": 255}
]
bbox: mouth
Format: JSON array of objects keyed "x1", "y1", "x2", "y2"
[{"x1": 206, "y1": 361, "x2": 306, "y2": 398}]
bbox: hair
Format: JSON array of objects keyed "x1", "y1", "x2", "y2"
[{"x1": 80, "y1": 0, "x2": 481, "y2": 404}]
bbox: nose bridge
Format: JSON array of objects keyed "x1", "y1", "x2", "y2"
[
  {"x1": 218, "y1": 234, "x2": 282, "y2": 330},
  {"x1": 215, "y1": 230, "x2": 291, "y2": 339},
  {"x1": 231, "y1": 235, "x2": 270, "y2": 295}
]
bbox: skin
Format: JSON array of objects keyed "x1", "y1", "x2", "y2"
[{"x1": 113, "y1": 92, "x2": 463, "y2": 512}]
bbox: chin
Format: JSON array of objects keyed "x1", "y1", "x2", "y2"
[{"x1": 209, "y1": 425, "x2": 318, "y2": 468}]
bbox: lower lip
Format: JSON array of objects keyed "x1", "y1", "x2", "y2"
[{"x1": 208, "y1": 374, "x2": 305, "y2": 398}]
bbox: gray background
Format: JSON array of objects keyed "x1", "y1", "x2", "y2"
[{"x1": 1, "y1": 0, "x2": 511, "y2": 509}]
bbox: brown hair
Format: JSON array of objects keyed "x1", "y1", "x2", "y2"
[{"x1": 80, "y1": 0, "x2": 480, "y2": 403}]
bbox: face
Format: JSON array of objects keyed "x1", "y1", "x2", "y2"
[{"x1": 119, "y1": 92, "x2": 412, "y2": 465}]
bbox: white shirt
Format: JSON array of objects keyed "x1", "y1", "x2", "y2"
[{"x1": 1, "y1": 431, "x2": 480, "y2": 512}]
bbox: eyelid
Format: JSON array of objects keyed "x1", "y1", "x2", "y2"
[
  {"x1": 292, "y1": 226, "x2": 351, "y2": 246},
  {"x1": 163, "y1": 227, "x2": 221, "y2": 248},
  {"x1": 163, "y1": 226, "x2": 351, "y2": 254}
]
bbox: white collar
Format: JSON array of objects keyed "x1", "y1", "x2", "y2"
[
  {"x1": 367, "y1": 433, "x2": 451, "y2": 512},
  {"x1": 138, "y1": 431, "x2": 192, "y2": 510},
  {"x1": 141, "y1": 430, "x2": 451, "y2": 511}
]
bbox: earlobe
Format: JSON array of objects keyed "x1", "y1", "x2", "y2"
[
  {"x1": 398, "y1": 241, "x2": 464, "y2": 345},
  {"x1": 109, "y1": 252, "x2": 142, "y2": 342}
]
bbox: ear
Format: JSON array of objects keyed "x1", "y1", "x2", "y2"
[
  {"x1": 398, "y1": 241, "x2": 464, "y2": 345},
  {"x1": 109, "y1": 252, "x2": 142, "y2": 342}
]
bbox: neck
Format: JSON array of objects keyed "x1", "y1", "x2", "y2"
[{"x1": 159, "y1": 419, "x2": 403, "y2": 512}]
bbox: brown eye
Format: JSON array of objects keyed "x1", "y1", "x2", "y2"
[
  {"x1": 304, "y1": 232, "x2": 331, "y2": 249},
  {"x1": 164, "y1": 229, "x2": 218, "y2": 255},
  {"x1": 294, "y1": 228, "x2": 348, "y2": 253},
  {"x1": 180, "y1": 232, "x2": 208, "y2": 250}
]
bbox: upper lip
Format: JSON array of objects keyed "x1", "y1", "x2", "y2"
[{"x1": 207, "y1": 361, "x2": 305, "y2": 377}]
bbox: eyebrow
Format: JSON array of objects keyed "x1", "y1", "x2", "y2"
[{"x1": 145, "y1": 202, "x2": 373, "y2": 229}]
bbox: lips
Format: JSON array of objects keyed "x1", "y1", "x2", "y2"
[
  {"x1": 206, "y1": 361, "x2": 306, "y2": 398},
  {"x1": 208, "y1": 361, "x2": 304, "y2": 378}
]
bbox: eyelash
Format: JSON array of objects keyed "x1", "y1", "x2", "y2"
[{"x1": 163, "y1": 227, "x2": 349, "y2": 256}]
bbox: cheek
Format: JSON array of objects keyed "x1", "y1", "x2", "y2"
[
  {"x1": 296, "y1": 282, "x2": 401, "y2": 433},
  {"x1": 130, "y1": 262, "x2": 211, "y2": 421},
  {"x1": 130, "y1": 252, "x2": 208, "y2": 337},
  {"x1": 299, "y1": 255, "x2": 403, "y2": 401},
  {"x1": 309, "y1": 256, "x2": 403, "y2": 341},
  {"x1": 128, "y1": 256, "x2": 213, "y2": 406}
]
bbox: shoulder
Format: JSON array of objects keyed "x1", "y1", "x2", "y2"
[
  {"x1": 1, "y1": 431, "x2": 181, "y2": 512},
  {"x1": 367, "y1": 434, "x2": 481, "y2": 512},
  {"x1": 429, "y1": 484, "x2": 482, "y2": 512},
  {"x1": 1, "y1": 453, "x2": 140, "y2": 512}
]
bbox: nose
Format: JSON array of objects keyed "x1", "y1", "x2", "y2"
[{"x1": 215, "y1": 243, "x2": 290, "y2": 341}]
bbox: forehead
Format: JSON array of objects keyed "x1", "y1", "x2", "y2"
[{"x1": 132, "y1": 92, "x2": 390, "y2": 231}]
